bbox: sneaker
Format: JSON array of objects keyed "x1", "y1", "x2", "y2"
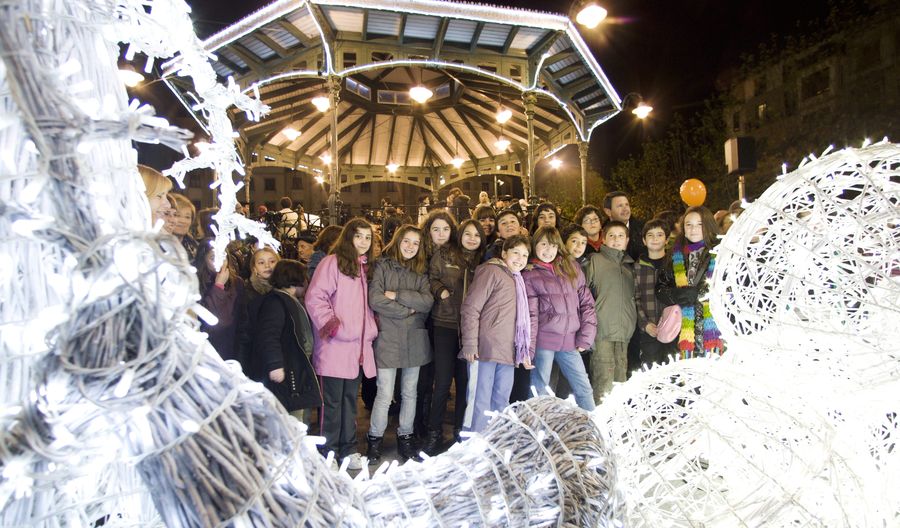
[{"x1": 343, "y1": 453, "x2": 364, "y2": 471}]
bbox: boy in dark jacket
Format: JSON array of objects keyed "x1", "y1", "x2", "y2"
[
  {"x1": 634, "y1": 219, "x2": 674, "y2": 366},
  {"x1": 585, "y1": 221, "x2": 636, "y2": 404}
]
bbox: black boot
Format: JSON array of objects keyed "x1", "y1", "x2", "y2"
[
  {"x1": 423, "y1": 429, "x2": 443, "y2": 456},
  {"x1": 397, "y1": 434, "x2": 421, "y2": 462},
  {"x1": 366, "y1": 435, "x2": 383, "y2": 465},
  {"x1": 453, "y1": 428, "x2": 463, "y2": 444}
]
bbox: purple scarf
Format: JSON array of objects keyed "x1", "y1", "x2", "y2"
[{"x1": 512, "y1": 270, "x2": 531, "y2": 366}]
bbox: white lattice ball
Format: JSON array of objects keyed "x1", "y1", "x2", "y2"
[
  {"x1": 710, "y1": 142, "x2": 900, "y2": 382},
  {"x1": 593, "y1": 356, "x2": 893, "y2": 527}
]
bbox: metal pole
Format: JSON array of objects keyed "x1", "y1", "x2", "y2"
[
  {"x1": 578, "y1": 141, "x2": 589, "y2": 205},
  {"x1": 523, "y1": 91, "x2": 537, "y2": 200},
  {"x1": 738, "y1": 174, "x2": 746, "y2": 202},
  {"x1": 328, "y1": 76, "x2": 341, "y2": 225}
]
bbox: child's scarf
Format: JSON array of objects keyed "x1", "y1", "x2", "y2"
[
  {"x1": 672, "y1": 240, "x2": 723, "y2": 358},
  {"x1": 512, "y1": 270, "x2": 531, "y2": 366}
]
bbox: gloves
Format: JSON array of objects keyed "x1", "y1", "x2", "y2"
[
  {"x1": 672, "y1": 286, "x2": 699, "y2": 305},
  {"x1": 319, "y1": 316, "x2": 340, "y2": 339}
]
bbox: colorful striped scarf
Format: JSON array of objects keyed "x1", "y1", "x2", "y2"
[{"x1": 672, "y1": 241, "x2": 723, "y2": 358}]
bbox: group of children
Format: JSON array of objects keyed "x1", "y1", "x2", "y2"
[{"x1": 272, "y1": 201, "x2": 723, "y2": 470}]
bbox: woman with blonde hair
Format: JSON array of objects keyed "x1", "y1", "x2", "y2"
[
  {"x1": 139, "y1": 164, "x2": 172, "y2": 226},
  {"x1": 169, "y1": 193, "x2": 198, "y2": 259}
]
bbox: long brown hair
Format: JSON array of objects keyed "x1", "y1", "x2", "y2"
[
  {"x1": 420, "y1": 209, "x2": 458, "y2": 258},
  {"x1": 333, "y1": 217, "x2": 375, "y2": 279},
  {"x1": 381, "y1": 225, "x2": 427, "y2": 274},
  {"x1": 674, "y1": 206, "x2": 719, "y2": 249},
  {"x1": 531, "y1": 226, "x2": 578, "y2": 285}
]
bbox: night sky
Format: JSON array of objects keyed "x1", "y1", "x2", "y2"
[{"x1": 177, "y1": 0, "x2": 834, "y2": 172}]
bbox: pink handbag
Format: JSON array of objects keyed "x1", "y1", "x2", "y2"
[{"x1": 656, "y1": 304, "x2": 682, "y2": 343}]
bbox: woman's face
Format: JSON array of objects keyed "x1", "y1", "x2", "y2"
[
  {"x1": 353, "y1": 228, "x2": 373, "y2": 255},
  {"x1": 162, "y1": 208, "x2": 177, "y2": 234},
  {"x1": 429, "y1": 219, "x2": 452, "y2": 247},
  {"x1": 253, "y1": 251, "x2": 278, "y2": 280},
  {"x1": 683, "y1": 212, "x2": 704, "y2": 244},
  {"x1": 461, "y1": 224, "x2": 482, "y2": 251},
  {"x1": 536, "y1": 209, "x2": 556, "y2": 229},
  {"x1": 204, "y1": 249, "x2": 217, "y2": 272},
  {"x1": 534, "y1": 237, "x2": 558, "y2": 264},
  {"x1": 399, "y1": 231, "x2": 421, "y2": 260},
  {"x1": 497, "y1": 214, "x2": 520, "y2": 239},
  {"x1": 581, "y1": 212, "x2": 602, "y2": 238},
  {"x1": 478, "y1": 216, "x2": 495, "y2": 236},
  {"x1": 566, "y1": 233, "x2": 588, "y2": 259},
  {"x1": 501, "y1": 243, "x2": 529, "y2": 273},
  {"x1": 172, "y1": 208, "x2": 193, "y2": 236},
  {"x1": 147, "y1": 191, "x2": 168, "y2": 220}
]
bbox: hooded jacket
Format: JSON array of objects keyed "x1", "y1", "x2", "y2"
[
  {"x1": 368, "y1": 257, "x2": 434, "y2": 368},
  {"x1": 459, "y1": 259, "x2": 518, "y2": 365},
  {"x1": 522, "y1": 260, "x2": 597, "y2": 355},
  {"x1": 305, "y1": 254, "x2": 378, "y2": 379}
]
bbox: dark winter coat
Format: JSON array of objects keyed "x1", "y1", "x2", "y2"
[
  {"x1": 199, "y1": 279, "x2": 246, "y2": 364},
  {"x1": 459, "y1": 259, "x2": 518, "y2": 365},
  {"x1": 254, "y1": 290, "x2": 323, "y2": 411},
  {"x1": 522, "y1": 260, "x2": 597, "y2": 355},
  {"x1": 368, "y1": 257, "x2": 434, "y2": 368},
  {"x1": 428, "y1": 246, "x2": 474, "y2": 329}
]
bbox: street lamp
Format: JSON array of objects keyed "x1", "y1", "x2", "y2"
[
  {"x1": 622, "y1": 92, "x2": 653, "y2": 119},
  {"x1": 409, "y1": 85, "x2": 433, "y2": 104},
  {"x1": 574, "y1": 1, "x2": 608, "y2": 29}
]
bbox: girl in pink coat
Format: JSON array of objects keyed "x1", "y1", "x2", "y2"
[{"x1": 305, "y1": 218, "x2": 377, "y2": 470}]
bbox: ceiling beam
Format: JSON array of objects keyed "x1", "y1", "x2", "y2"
[
  {"x1": 435, "y1": 110, "x2": 478, "y2": 161},
  {"x1": 457, "y1": 106, "x2": 527, "y2": 153},
  {"x1": 308, "y1": 4, "x2": 336, "y2": 43},
  {"x1": 367, "y1": 117, "x2": 377, "y2": 166},
  {"x1": 419, "y1": 115, "x2": 458, "y2": 164},
  {"x1": 562, "y1": 77, "x2": 595, "y2": 98},
  {"x1": 361, "y1": 10, "x2": 368, "y2": 41},
  {"x1": 403, "y1": 114, "x2": 417, "y2": 166},
  {"x1": 226, "y1": 42, "x2": 268, "y2": 76},
  {"x1": 469, "y1": 22, "x2": 484, "y2": 52},
  {"x1": 455, "y1": 109, "x2": 491, "y2": 157},
  {"x1": 550, "y1": 63, "x2": 585, "y2": 80},
  {"x1": 544, "y1": 50, "x2": 576, "y2": 68},
  {"x1": 501, "y1": 27, "x2": 519, "y2": 55},
  {"x1": 433, "y1": 18, "x2": 449, "y2": 58},
  {"x1": 339, "y1": 113, "x2": 373, "y2": 161},
  {"x1": 214, "y1": 53, "x2": 247, "y2": 76},
  {"x1": 385, "y1": 113, "x2": 398, "y2": 164},
  {"x1": 527, "y1": 30, "x2": 562, "y2": 58},
  {"x1": 294, "y1": 103, "x2": 359, "y2": 155},
  {"x1": 276, "y1": 19, "x2": 315, "y2": 47},
  {"x1": 252, "y1": 32, "x2": 289, "y2": 59},
  {"x1": 398, "y1": 13, "x2": 407, "y2": 46}
]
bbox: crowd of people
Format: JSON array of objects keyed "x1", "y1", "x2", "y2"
[{"x1": 140, "y1": 164, "x2": 736, "y2": 471}]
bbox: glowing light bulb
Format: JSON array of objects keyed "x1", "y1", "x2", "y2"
[
  {"x1": 311, "y1": 96, "x2": 330, "y2": 112},
  {"x1": 494, "y1": 137, "x2": 511, "y2": 151},
  {"x1": 576, "y1": 3, "x2": 608, "y2": 29},
  {"x1": 320, "y1": 153, "x2": 332, "y2": 165},
  {"x1": 496, "y1": 107, "x2": 512, "y2": 124},
  {"x1": 314, "y1": 175, "x2": 325, "y2": 184},
  {"x1": 409, "y1": 85, "x2": 433, "y2": 104},
  {"x1": 451, "y1": 157, "x2": 464, "y2": 168},
  {"x1": 117, "y1": 68, "x2": 144, "y2": 87},
  {"x1": 632, "y1": 102, "x2": 653, "y2": 119},
  {"x1": 549, "y1": 158, "x2": 562, "y2": 170},
  {"x1": 282, "y1": 127, "x2": 301, "y2": 141},
  {"x1": 386, "y1": 162, "x2": 399, "y2": 173}
]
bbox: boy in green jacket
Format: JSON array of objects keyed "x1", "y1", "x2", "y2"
[{"x1": 585, "y1": 221, "x2": 637, "y2": 404}]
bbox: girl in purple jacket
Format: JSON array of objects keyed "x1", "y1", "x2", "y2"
[
  {"x1": 460, "y1": 235, "x2": 533, "y2": 433},
  {"x1": 522, "y1": 227, "x2": 597, "y2": 411},
  {"x1": 305, "y1": 218, "x2": 377, "y2": 470}
]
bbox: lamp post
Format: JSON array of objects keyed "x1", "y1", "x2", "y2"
[{"x1": 621, "y1": 92, "x2": 653, "y2": 119}]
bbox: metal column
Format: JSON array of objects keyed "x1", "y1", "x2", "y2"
[
  {"x1": 328, "y1": 76, "x2": 341, "y2": 225},
  {"x1": 523, "y1": 91, "x2": 537, "y2": 200},
  {"x1": 579, "y1": 141, "x2": 589, "y2": 205}
]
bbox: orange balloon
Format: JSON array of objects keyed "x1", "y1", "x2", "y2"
[{"x1": 680, "y1": 178, "x2": 707, "y2": 206}]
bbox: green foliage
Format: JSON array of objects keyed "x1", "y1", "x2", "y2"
[{"x1": 608, "y1": 98, "x2": 735, "y2": 219}]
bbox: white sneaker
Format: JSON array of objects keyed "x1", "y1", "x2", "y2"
[{"x1": 343, "y1": 453, "x2": 364, "y2": 471}]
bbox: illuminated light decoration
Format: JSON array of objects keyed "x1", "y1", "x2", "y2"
[
  {"x1": 385, "y1": 162, "x2": 399, "y2": 173},
  {"x1": 593, "y1": 141, "x2": 900, "y2": 527},
  {"x1": 450, "y1": 157, "x2": 464, "y2": 169},
  {"x1": 311, "y1": 95, "x2": 330, "y2": 112},
  {"x1": 494, "y1": 136, "x2": 511, "y2": 151},
  {"x1": 575, "y1": 3, "x2": 608, "y2": 29},
  {"x1": 117, "y1": 67, "x2": 144, "y2": 87},
  {"x1": 495, "y1": 107, "x2": 512, "y2": 124},
  {"x1": 408, "y1": 85, "x2": 433, "y2": 104},
  {"x1": 631, "y1": 102, "x2": 652, "y2": 119},
  {"x1": 281, "y1": 126, "x2": 301, "y2": 141},
  {"x1": 319, "y1": 153, "x2": 332, "y2": 165},
  {"x1": 314, "y1": 175, "x2": 325, "y2": 184},
  {"x1": 549, "y1": 158, "x2": 562, "y2": 170}
]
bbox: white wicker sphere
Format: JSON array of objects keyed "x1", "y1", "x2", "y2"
[{"x1": 710, "y1": 142, "x2": 900, "y2": 379}]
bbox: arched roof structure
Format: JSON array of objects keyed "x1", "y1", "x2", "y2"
[{"x1": 165, "y1": 0, "x2": 622, "y2": 196}]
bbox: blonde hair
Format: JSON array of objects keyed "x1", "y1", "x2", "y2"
[{"x1": 139, "y1": 164, "x2": 172, "y2": 198}]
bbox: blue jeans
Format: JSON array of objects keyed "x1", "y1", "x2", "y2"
[
  {"x1": 369, "y1": 366, "x2": 420, "y2": 437},
  {"x1": 465, "y1": 361, "x2": 514, "y2": 433},
  {"x1": 531, "y1": 349, "x2": 595, "y2": 411}
]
